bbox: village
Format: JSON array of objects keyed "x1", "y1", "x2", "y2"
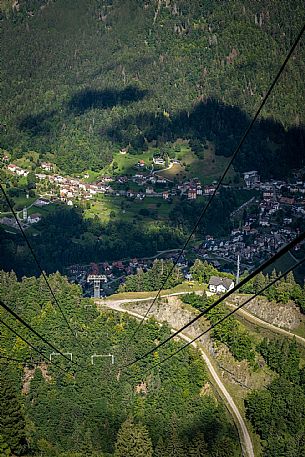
[
  {"x1": 6, "y1": 158, "x2": 214, "y2": 202},
  {"x1": 65, "y1": 253, "x2": 235, "y2": 298},
  {"x1": 2, "y1": 156, "x2": 305, "y2": 296}
]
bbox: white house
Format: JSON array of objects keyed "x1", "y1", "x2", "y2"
[
  {"x1": 16, "y1": 168, "x2": 29, "y2": 177},
  {"x1": 27, "y1": 213, "x2": 41, "y2": 224},
  {"x1": 35, "y1": 173, "x2": 47, "y2": 180},
  {"x1": 146, "y1": 186, "x2": 154, "y2": 195},
  {"x1": 35, "y1": 198, "x2": 50, "y2": 207},
  {"x1": 188, "y1": 188, "x2": 197, "y2": 200},
  {"x1": 243, "y1": 171, "x2": 260, "y2": 188},
  {"x1": 204, "y1": 185, "x2": 216, "y2": 195},
  {"x1": 208, "y1": 276, "x2": 234, "y2": 294},
  {"x1": 7, "y1": 164, "x2": 18, "y2": 173},
  {"x1": 41, "y1": 162, "x2": 54, "y2": 172},
  {"x1": 153, "y1": 156, "x2": 165, "y2": 165}
]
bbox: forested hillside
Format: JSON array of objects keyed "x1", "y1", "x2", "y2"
[
  {"x1": 0, "y1": 271, "x2": 240, "y2": 456},
  {"x1": 0, "y1": 0, "x2": 304, "y2": 175}
]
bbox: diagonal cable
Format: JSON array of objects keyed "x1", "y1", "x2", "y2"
[
  {"x1": 0, "y1": 182, "x2": 76, "y2": 339},
  {"x1": 0, "y1": 299, "x2": 77, "y2": 367},
  {"x1": 143, "y1": 256, "x2": 305, "y2": 373},
  {"x1": 127, "y1": 22, "x2": 305, "y2": 343},
  {"x1": 0, "y1": 317, "x2": 70, "y2": 373},
  {"x1": 0, "y1": 353, "x2": 25, "y2": 364},
  {"x1": 123, "y1": 230, "x2": 305, "y2": 369}
]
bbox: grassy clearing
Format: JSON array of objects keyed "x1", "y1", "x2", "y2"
[
  {"x1": 99, "y1": 141, "x2": 237, "y2": 186},
  {"x1": 107, "y1": 281, "x2": 204, "y2": 300},
  {"x1": 84, "y1": 194, "x2": 175, "y2": 223},
  {"x1": 27, "y1": 203, "x2": 60, "y2": 217},
  {"x1": 157, "y1": 162, "x2": 183, "y2": 179},
  {"x1": 81, "y1": 169, "x2": 101, "y2": 183},
  {"x1": 102, "y1": 149, "x2": 156, "y2": 176},
  {"x1": 13, "y1": 195, "x2": 37, "y2": 210},
  {"x1": 188, "y1": 149, "x2": 236, "y2": 184},
  {"x1": 156, "y1": 144, "x2": 236, "y2": 184},
  {"x1": 294, "y1": 321, "x2": 305, "y2": 339}
]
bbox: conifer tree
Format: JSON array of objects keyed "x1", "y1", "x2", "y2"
[
  {"x1": 162, "y1": 415, "x2": 186, "y2": 457},
  {"x1": 0, "y1": 434, "x2": 11, "y2": 457},
  {"x1": 286, "y1": 271, "x2": 296, "y2": 285},
  {"x1": 114, "y1": 417, "x2": 153, "y2": 457},
  {"x1": 253, "y1": 272, "x2": 266, "y2": 293},
  {"x1": 211, "y1": 436, "x2": 236, "y2": 456},
  {"x1": 0, "y1": 363, "x2": 27, "y2": 455},
  {"x1": 265, "y1": 270, "x2": 278, "y2": 301},
  {"x1": 154, "y1": 436, "x2": 167, "y2": 457},
  {"x1": 188, "y1": 432, "x2": 209, "y2": 456}
]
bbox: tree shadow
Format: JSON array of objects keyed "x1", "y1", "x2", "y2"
[
  {"x1": 67, "y1": 85, "x2": 149, "y2": 114},
  {"x1": 17, "y1": 85, "x2": 149, "y2": 138},
  {"x1": 18, "y1": 110, "x2": 57, "y2": 136}
]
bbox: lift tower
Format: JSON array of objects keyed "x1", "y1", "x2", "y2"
[{"x1": 87, "y1": 274, "x2": 107, "y2": 298}]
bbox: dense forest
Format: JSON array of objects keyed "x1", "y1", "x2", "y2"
[
  {"x1": 0, "y1": 205, "x2": 184, "y2": 277},
  {"x1": 246, "y1": 338, "x2": 305, "y2": 456},
  {"x1": 119, "y1": 259, "x2": 184, "y2": 292},
  {"x1": 0, "y1": 0, "x2": 304, "y2": 176},
  {"x1": 0, "y1": 270, "x2": 241, "y2": 456}
]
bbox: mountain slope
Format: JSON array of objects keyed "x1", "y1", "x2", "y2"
[{"x1": 0, "y1": 0, "x2": 304, "y2": 173}]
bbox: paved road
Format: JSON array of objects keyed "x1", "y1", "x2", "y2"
[{"x1": 97, "y1": 301, "x2": 254, "y2": 457}]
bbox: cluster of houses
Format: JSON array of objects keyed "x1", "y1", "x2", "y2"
[
  {"x1": 67, "y1": 257, "x2": 155, "y2": 292},
  {"x1": 35, "y1": 173, "x2": 114, "y2": 203},
  {"x1": 198, "y1": 228, "x2": 296, "y2": 267},
  {"x1": 5, "y1": 162, "x2": 304, "y2": 259},
  {"x1": 6, "y1": 161, "x2": 218, "y2": 203},
  {"x1": 7, "y1": 162, "x2": 54, "y2": 177},
  {"x1": 240, "y1": 172, "x2": 305, "y2": 228},
  {"x1": 0, "y1": 211, "x2": 41, "y2": 230},
  {"x1": 257, "y1": 179, "x2": 305, "y2": 227},
  {"x1": 7, "y1": 164, "x2": 29, "y2": 177},
  {"x1": 68, "y1": 254, "x2": 190, "y2": 286},
  {"x1": 196, "y1": 171, "x2": 305, "y2": 267}
]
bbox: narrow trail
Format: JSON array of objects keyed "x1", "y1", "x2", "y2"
[
  {"x1": 97, "y1": 301, "x2": 255, "y2": 457},
  {"x1": 226, "y1": 302, "x2": 305, "y2": 347}
]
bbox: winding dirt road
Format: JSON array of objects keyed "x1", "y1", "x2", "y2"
[
  {"x1": 97, "y1": 291, "x2": 305, "y2": 347},
  {"x1": 97, "y1": 300, "x2": 255, "y2": 457}
]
